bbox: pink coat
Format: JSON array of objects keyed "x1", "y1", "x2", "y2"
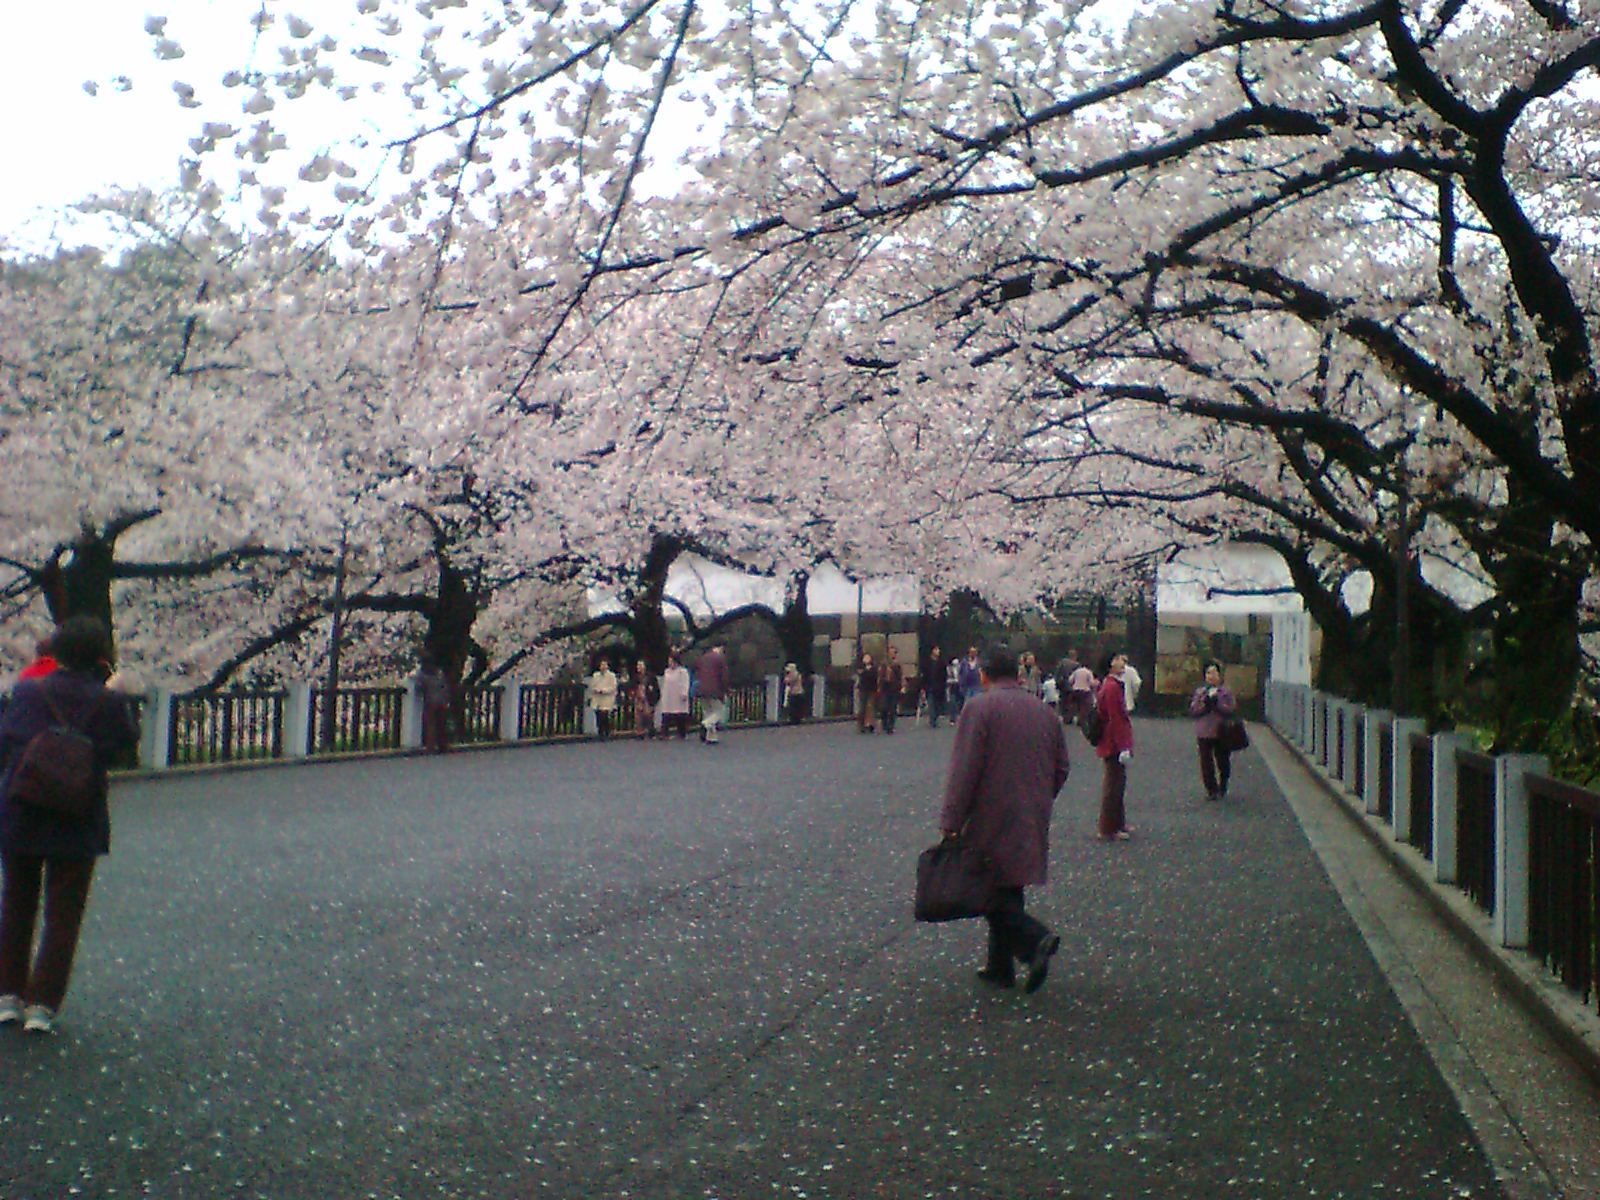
[
  {"x1": 938, "y1": 682, "x2": 1070, "y2": 887},
  {"x1": 1188, "y1": 685, "x2": 1237, "y2": 740},
  {"x1": 1095, "y1": 676, "x2": 1134, "y2": 759}
]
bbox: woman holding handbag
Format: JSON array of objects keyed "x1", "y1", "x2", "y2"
[{"x1": 1188, "y1": 661, "x2": 1239, "y2": 801}]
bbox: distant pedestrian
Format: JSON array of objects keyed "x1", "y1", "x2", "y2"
[
  {"x1": 17, "y1": 635, "x2": 58, "y2": 683},
  {"x1": 696, "y1": 646, "x2": 729, "y2": 744},
  {"x1": 1189, "y1": 661, "x2": 1239, "y2": 801},
  {"x1": 783, "y1": 663, "x2": 807, "y2": 725},
  {"x1": 659, "y1": 651, "x2": 692, "y2": 739},
  {"x1": 956, "y1": 646, "x2": 982, "y2": 714},
  {"x1": 587, "y1": 657, "x2": 619, "y2": 740},
  {"x1": 855, "y1": 652, "x2": 879, "y2": 734},
  {"x1": 921, "y1": 646, "x2": 948, "y2": 728},
  {"x1": 1066, "y1": 656, "x2": 1096, "y2": 727},
  {"x1": 938, "y1": 645, "x2": 1069, "y2": 993},
  {"x1": 1020, "y1": 651, "x2": 1042, "y2": 698},
  {"x1": 946, "y1": 658, "x2": 962, "y2": 720},
  {"x1": 1094, "y1": 652, "x2": 1135, "y2": 840},
  {"x1": 1122, "y1": 660, "x2": 1143, "y2": 712},
  {"x1": 0, "y1": 615, "x2": 139, "y2": 1034},
  {"x1": 878, "y1": 645, "x2": 904, "y2": 735},
  {"x1": 413, "y1": 654, "x2": 453, "y2": 754},
  {"x1": 633, "y1": 659, "x2": 659, "y2": 739}
]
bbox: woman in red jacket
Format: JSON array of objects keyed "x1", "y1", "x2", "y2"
[{"x1": 1095, "y1": 652, "x2": 1136, "y2": 840}]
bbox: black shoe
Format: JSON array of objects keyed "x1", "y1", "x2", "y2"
[
  {"x1": 976, "y1": 967, "x2": 1016, "y2": 988},
  {"x1": 1024, "y1": 934, "x2": 1060, "y2": 995}
]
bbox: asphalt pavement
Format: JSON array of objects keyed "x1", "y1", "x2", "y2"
[{"x1": 0, "y1": 716, "x2": 1508, "y2": 1199}]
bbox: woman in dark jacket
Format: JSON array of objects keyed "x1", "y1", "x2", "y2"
[
  {"x1": 856, "y1": 653, "x2": 880, "y2": 733},
  {"x1": 0, "y1": 616, "x2": 138, "y2": 1033},
  {"x1": 1189, "y1": 661, "x2": 1239, "y2": 801}
]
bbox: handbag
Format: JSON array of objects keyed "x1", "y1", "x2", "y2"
[
  {"x1": 1219, "y1": 716, "x2": 1250, "y2": 753},
  {"x1": 914, "y1": 837, "x2": 997, "y2": 922}
]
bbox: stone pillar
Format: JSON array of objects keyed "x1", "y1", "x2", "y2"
[
  {"x1": 401, "y1": 682, "x2": 424, "y2": 749},
  {"x1": 1363, "y1": 709, "x2": 1391, "y2": 815},
  {"x1": 140, "y1": 689, "x2": 174, "y2": 771},
  {"x1": 1341, "y1": 703, "x2": 1362, "y2": 789},
  {"x1": 284, "y1": 683, "x2": 313, "y2": 759},
  {"x1": 1432, "y1": 732, "x2": 1462, "y2": 884},
  {"x1": 1493, "y1": 754, "x2": 1547, "y2": 949},
  {"x1": 498, "y1": 681, "x2": 522, "y2": 741},
  {"x1": 811, "y1": 675, "x2": 826, "y2": 721},
  {"x1": 1390, "y1": 718, "x2": 1426, "y2": 843},
  {"x1": 765, "y1": 674, "x2": 781, "y2": 724}
]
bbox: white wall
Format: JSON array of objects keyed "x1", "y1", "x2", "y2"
[{"x1": 588, "y1": 556, "x2": 919, "y2": 618}]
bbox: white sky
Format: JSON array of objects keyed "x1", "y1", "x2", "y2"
[{"x1": 0, "y1": 2, "x2": 267, "y2": 248}]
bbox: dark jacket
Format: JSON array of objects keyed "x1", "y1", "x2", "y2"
[
  {"x1": 1095, "y1": 675, "x2": 1135, "y2": 759},
  {"x1": 857, "y1": 664, "x2": 879, "y2": 695},
  {"x1": 0, "y1": 671, "x2": 139, "y2": 859},
  {"x1": 921, "y1": 658, "x2": 947, "y2": 700},
  {"x1": 938, "y1": 682, "x2": 1070, "y2": 887},
  {"x1": 696, "y1": 651, "x2": 730, "y2": 701},
  {"x1": 878, "y1": 659, "x2": 904, "y2": 699}
]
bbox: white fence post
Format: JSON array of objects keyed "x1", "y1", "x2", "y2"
[
  {"x1": 765, "y1": 674, "x2": 781, "y2": 724},
  {"x1": 401, "y1": 681, "x2": 424, "y2": 750},
  {"x1": 140, "y1": 689, "x2": 173, "y2": 770},
  {"x1": 1493, "y1": 754, "x2": 1547, "y2": 949},
  {"x1": 1432, "y1": 732, "x2": 1462, "y2": 884},
  {"x1": 1363, "y1": 709, "x2": 1390, "y2": 815},
  {"x1": 498, "y1": 681, "x2": 521, "y2": 741},
  {"x1": 284, "y1": 683, "x2": 313, "y2": 759},
  {"x1": 811, "y1": 675, "x2": 826, "y2": 720},
  {"x1": 1390, "y1": 717, "x2": 1426, "y2": 843}
]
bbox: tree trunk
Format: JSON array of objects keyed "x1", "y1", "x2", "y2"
[
  {"x1": 42, "y1": 531, "x2": 119, "y2": 655},
  {"x1": 629, "y1": 534, "x2": 683, "y2": 673},
  {"x1": 422, "y1": 556, "x2": 481, "y2": 722},
  {"x1": 775, "y1": 571, "x2": 815, "y2": 671}
]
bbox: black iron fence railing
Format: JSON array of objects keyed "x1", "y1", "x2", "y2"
[
  {"x1": 457, "y1": 686, "x2": 503, "y2": 744},
  {"x1": 825, "y1": 678, "x2": 855, "y2": 718},
  {"x1": 1376, "y1": 721, "x2": 1393, "y2": 821},
  {"x1": 1526, "y1": 773, "x2": 1600, "y2": 1017},
  {"x1": 169, "y1": 690, "x2": 286, "y2": 767},
  {"x1": 1353, "y1": 714, "x2": 1367, "y2": 798},
  {"x1": 517, "y1": 683, "x2": 586, "y2": 740},
  {"x1": 310, "y1": 687, "x2": 405, "y2": 754}
]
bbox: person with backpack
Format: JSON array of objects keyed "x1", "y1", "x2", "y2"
[{"x1": 0, "y1": 615, "x2": 138, "y2": 1034}]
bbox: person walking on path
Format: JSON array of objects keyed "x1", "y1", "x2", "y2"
[
  {"x1": 587, "y1": 657, "x2": 619, "y2": 741},
  {"x1": 1020, "y1": 651, "x2": 1042, "y2": 698},
  {"x1": 855, "y1": 652, "x2": 880, "y2": 734},
  {"x1": 696, "y1": 646, "x2": 729, "y2": 744},
  {"x1": 1066, "y1": 656, "x2": 1096, "y2": 728},
  {"x1": 878, "y1": 645, "x2": 904, "y2": 735},
  {"x1": 0, "y1": 615, "x2": 138, "y2": 1035},
  {"x1": 956, "y1": 646, "x2": 982, "y2": 715},
  {"x1": 1094, "y1": 651, "x2": 1136, "y2": 841},
  {"x1": 1189, "y1": 661, "x2": 1239, "y2": 801},
  {"x1": 632, "y1": 659, "x2": 659, "y2": 739},
  {"x1": 782, "y1": 663, "x2": 807, "y2": 725},
  {"x1": 921, "y1": 646, "x2": 948, "y2": 728},
  {"x1": 413, "y1": 654, "x2": 453, "y2": 754},
  {"x1": 658, "y1": 651, "x2": 692, "y2": 739},
  {"x1": 938, "y1": 645, "x2": 1069, "y2": 993}
]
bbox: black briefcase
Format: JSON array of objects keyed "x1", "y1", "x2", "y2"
[{"x1": 914, "y1": 838, "x2": 996, "y2": 922}]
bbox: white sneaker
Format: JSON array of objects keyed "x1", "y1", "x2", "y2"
[
  {"x1": 22, "y1": 1004, "x2": 56, "y2": 1034},
  {"x1": 0, "y1": 994, "x2": 22, "y2": 1025}
]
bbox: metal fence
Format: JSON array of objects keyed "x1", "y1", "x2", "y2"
[
  {"x1": 1376, "y1": 721, "x2": 1393, "y2": 821},
  {"x1": 1527, "y1": 773, "x2": 1600, "y2": 1012},
  {"x1": 517, "y1": 683, "x2": 587, "y2": 739},
  {"x1": 457, "y1": 686, "x2": 503, "y2": 745},
  {"x1": 169, "y1": 690, "x2": 286, "y2": 767},
  {"x1": 825, "y1": 678, "x2": 855, "y2": 718},
  {"x1": 310, "y1": 687, "x2": 405, "y2": 754},
  {"x1": 1456, "y1": 750, "x2": 1497, "y2": 916}
]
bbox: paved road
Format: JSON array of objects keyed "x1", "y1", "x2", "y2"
[{"x1": 0, "y1": 718, "x2": 1502, "y2": 1199}]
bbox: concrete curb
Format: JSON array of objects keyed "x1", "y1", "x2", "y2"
[{"x1": 1272, "y1": 725, "x2": 1600, "y2": 1093}]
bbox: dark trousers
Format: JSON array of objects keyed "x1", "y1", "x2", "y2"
[
  {"x1": 880, "y1": 691, "x2": 899, "y2": 733},
  {"x1": 786, "y1": 695, "x2": 806, "y2": 724},
  {"x1": 422, "y1": 702, "x2": 451, "y2": 753},
  {"x1": 1099, "y1": 758, "x2": 1128, "y2": 836},
  {"x1": 986, "y1": 886, "x2": 1050, "y2": 972},
  {"x1": 595, "y1": 710, "x2": 613, "y2": 740},
  {"x1": 926, "y1": 693, "x2": 945, "y2": 727},
  {"x1": 1198, "y1": 738, "x2": 1233, "y2": 795},
  {"x1": 0, "y1": 854, "x2": 97, "y2": 1010},
  {"x1": 662, "y1": 712, "x2": 691, "y2": 738}
]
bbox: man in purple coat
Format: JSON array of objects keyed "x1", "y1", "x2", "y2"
[{"x1": 939, "y1": 645, "x2": 1070, "y2": 993}]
